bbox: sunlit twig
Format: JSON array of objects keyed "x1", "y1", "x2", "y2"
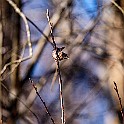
[
  {"x1": 46, "y1": 9, "x2": 68, "y2": 124},
  {"x1": 111, "y1": 0, "x2": 124, "y2": 15}
]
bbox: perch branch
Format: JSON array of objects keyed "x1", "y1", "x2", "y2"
[
  {"x1": 113, "y1": 81, "x2": 124, "y2": 121},
  {"x1": 47, "y1": 9, "x2": 67, "y2": 124}
]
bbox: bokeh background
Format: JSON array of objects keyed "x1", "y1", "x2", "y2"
[{"x1": 0, "y1": 0, "x2": 124, "y2": 124}]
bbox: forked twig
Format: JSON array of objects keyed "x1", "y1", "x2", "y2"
[
  {"x1": 113, "y1": 81, "x2": 124, "y2": 121},
  {"x1": 46, "y1": 9, "x2": 69, "y2": 124},
  {"x1": 1, "y1": 0, "x2": 33, "y2": 76},
  {"x1": 29, "y1": 78, "x2": 55, "y2": 124},
  {"x1": 0, "y1": 43, "x2": 26, "y2": 81}
]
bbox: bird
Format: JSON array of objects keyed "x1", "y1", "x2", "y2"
[{"x1": 52, "y1": 47, "x2": 69, "y2": 61}]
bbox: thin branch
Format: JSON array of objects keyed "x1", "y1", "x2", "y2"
[
  {"x1": 46, "y1": 9, "x2": 69, "y2": 124},
  {"x1": 26, "y1": 16, "x2": 50, "y2": 43},
  {"x1": 111, "y1": 0, "x2": 124, "y2": 15},
  {"x1": 113, "y1": 81, "x2": 124, "y2": 121},
  {"x1": 1, "y1": 0, "x2": 33, "y2": 76},
  {"x1": 56, "y1": 61, "x2": 65, "y2": 124},
  {"x1": 20, "y1": 77, "x2": 47, "y2": 114},
  {"x1": 46, "y1": 9, "x2": 57, "y2": 49},
  {"x1": 29, "y1": 78, "x2": 55, "y2": 124}
]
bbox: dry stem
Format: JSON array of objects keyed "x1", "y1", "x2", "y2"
[
  {"x1": 1, "y1": 0, "x2": 33, "y2": 76},
  {"x1": 114, "y1": 81, "x2": 124, "y2": 122},
  {"x1": 29, "y1": 78, "x2": 55, "y2": 124},
  {"x1": 46, "y1": 9, "x2": 66, "y2": 124}
]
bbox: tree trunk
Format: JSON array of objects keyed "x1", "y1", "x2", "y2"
[{"x1": 1, "y1": 0, "x2": 21, "y2": 123}]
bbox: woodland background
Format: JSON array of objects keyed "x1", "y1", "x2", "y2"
[{"x1": 0, "y1": 0, "x2": 124, "y2": 124}]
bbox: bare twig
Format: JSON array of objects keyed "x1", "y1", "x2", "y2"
[
  {"x1": 1, "y1": 0, "x2": 33, "y2": 76},
  {"x1": 20, "y1": 77, "x2": 47, "y2": 114},
  {"x1": 26, "y1": 16, "x2": 50, "y2": 43},
  {"x1": 29, "y1": 78, "x2": 55, "y2": 124},
  {"x1": 46, "y1": 9, "x2": 57, "y2": 49},
  {"x1": 56, "y1": 61, "x2": 65, "y2": 124},
  {"x1": 111, "y1": 0, "x2": 124, "y2": 15},
  {"x1": 47, "y1": 9, "x2": 69, "y2": 124},
  {"x1": 113, "y1": 81, "x2": 124, "y2": 121}
]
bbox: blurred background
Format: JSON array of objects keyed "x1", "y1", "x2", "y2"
[{"x1": 0, "y1": 0, "x2": 124, "y2": 124}]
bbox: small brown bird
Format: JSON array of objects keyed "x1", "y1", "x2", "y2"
[{"x1": 52, "y1": 47, "x2": 69, "y2": 61}]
